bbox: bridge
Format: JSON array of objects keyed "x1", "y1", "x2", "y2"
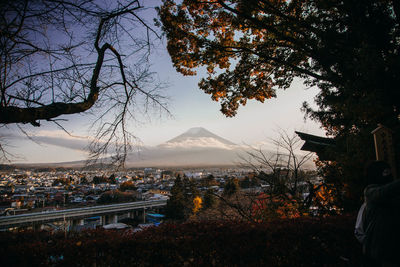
[{"x1": 0, "y1": 199, "x2": 167, "y2": 230}]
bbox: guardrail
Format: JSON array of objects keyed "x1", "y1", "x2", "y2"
[{"x1": 0, "y1": 199, "x2": 167, "y2": 228}]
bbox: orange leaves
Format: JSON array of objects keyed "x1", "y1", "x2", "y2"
[
  {"x1": 255, "y1": 95, "x2": 266, "y2": 102},
  {"x1": 238, "y1": 23, "x2": 250, "y2": 32},
  {"x1": 180, "y1": 58, "x2": 196, "y2": 68},
  {"x1": 314, "y1": 184, "x2": 334, "y2": 203},
  {"x1": 250, "y1": 69, "x2": 266, "y2": 78},
  {"x1": 312, "y1": 183, "x2": 340, "y2": 214},
  {"x1": 160, "y1": 0, "x2": 298, "y2": 117},
  {"x1": 177, "y1": 67, "x2": 197, "y2": 76},
  {"x1": 196, "y1": 29, "x2": 209, "y2": 37},
  {"x1": 207, "y1": 65, "x2": 214, "y2": 74},
  {"x1": 173, "y1": 57, "x2": 198, "y2": 76},
  {"x1": 192, "y1": 196, "x2": 202, "y2": 214},
  {"x1": 212, "y1": 91, "x2": 226, "y2": 101},
  {"x1": 250, "y1": 28, "x2": 267, "y2": 42},
  {"x1": 253, "y1": 193, "x2": 301, "y2": 220}
]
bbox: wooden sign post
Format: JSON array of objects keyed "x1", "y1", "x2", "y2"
[{"x1": 371, "y1": 124, "x2": 397, "y2": 179}]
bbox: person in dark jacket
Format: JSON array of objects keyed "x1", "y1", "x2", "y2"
[{"x1": 363, "y1": 161, "x2": 400, "y2": 267}]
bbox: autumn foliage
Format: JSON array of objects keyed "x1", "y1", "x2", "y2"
[
  {"x1": 192, "y1": 196, "x2": 203, "y2": 214},
  {"x1": 159, "y1": 0, "x2": 400, "y2": 134},
  {"x1": 252, "y1": 193, "x2": 301, "y2": 220},
  {"x1": 159, "y1": 0, "x2": 281, "y2": 117}
]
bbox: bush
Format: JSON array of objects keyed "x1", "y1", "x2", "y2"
[
  {"x1": 0, "y1": 215, "x2": 361, "y2": 266},
  {"x1": 96, "y1": 190, "x2": 136, "y2": 204},
  {"x1": 119, "y1": 181, "x2": 137, "y2": 191}
]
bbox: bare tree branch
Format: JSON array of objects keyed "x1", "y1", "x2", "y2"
[
  {"x1": 0, "y1": 0, "x2": 170, "y2": 167},
  {"x1": 232, "y1": 129, "x2": 317, "y2": 221}
]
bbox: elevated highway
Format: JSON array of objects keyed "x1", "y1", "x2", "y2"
[{"x1": 0, "y1": 199, "x2": 167, "y2": 229}]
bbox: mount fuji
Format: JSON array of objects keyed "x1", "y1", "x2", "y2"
[
  {"x1": 126, "y1": 127, "x2": 242, "y2": 167},
  {"x1": 19, "y1": 127, "x2": 315, "y2": 169},
  {"x1": 158, "y1": 127, "x2": 236, "y2": 150}
]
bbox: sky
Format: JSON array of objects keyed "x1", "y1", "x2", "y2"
[{"x1": 2, "y1": 2, "x2": 326, "y2": 164}]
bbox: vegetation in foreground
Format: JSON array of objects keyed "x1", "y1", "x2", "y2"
[{"x1": 0, "y1": 215, "x2": 361, "y2": 266}]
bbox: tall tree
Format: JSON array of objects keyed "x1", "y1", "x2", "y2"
[
  {"x1": 159, "y1": 0, "x2": 400, "y2": 205},
  {"x1": 166, "y1": 175, "x2": 202, "y2": 220},
  {"x1": 0, "y1": 0, "x2": 169, "y2": 166},
  {"x1": 203, "y1": 188, "x2": 216, "y2": 209},
  {"x1": 223, "y1": 178, "x2": 239, "y2": 197},
  {"x1": 165, "y1": 176, "x2": 187, "y2": 220}
]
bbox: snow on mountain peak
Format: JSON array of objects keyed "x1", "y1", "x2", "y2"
[
  {"x1": 185, "y1": 127, "x2": 207, "y2": 135},
  {"x1": 160, "y1": 137, "x2": 235, "y2": 150},
  {"x1": 159, "y1": 127, "x2": 236, "y2": 149}
]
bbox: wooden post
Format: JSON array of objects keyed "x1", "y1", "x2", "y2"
[{"x1": 371, "y1": 124, "x2": 397, "y2": 179}]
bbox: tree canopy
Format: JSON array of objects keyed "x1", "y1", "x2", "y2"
[
  {"x1": 165, "y1": 176, "x2": 200, "y2": 220},
  {"x1": 159, "y1": 0, "x2": 399, "y2": 124},
  {"x1": 0, "y1": 0, "x2": 169, "y2": 165}
]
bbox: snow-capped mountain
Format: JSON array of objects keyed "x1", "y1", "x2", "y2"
[
  {"x1": 21, "y1": 127, "x2": 315, "y2": 169},
  {"x1": 124, "y1": 127, "x2": 242, "y2": 167},
  {"x1": 158, "y1": 127, "x2": 236, "y2": 150}
]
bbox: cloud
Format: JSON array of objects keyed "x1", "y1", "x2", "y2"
[
  {"x1": 158, "y1": 137, "x2": 238, "y2": 150},
  {"x1": 16, "y1": 130, "x2": 91, "y2": 152},
  {"x1": 32, "y1": 135, "x2": 89, "y2": 151},
  {"x1": 0, "y1": 126, "x2": 22, "y2": 139}
]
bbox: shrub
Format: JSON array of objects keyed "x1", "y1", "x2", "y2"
[
  {"x1": 0, "y1": 215, "x2": 361, "y2": 266},
  {"x1": 96, "y1": 190, "x2": 136, "y2": 204}
]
